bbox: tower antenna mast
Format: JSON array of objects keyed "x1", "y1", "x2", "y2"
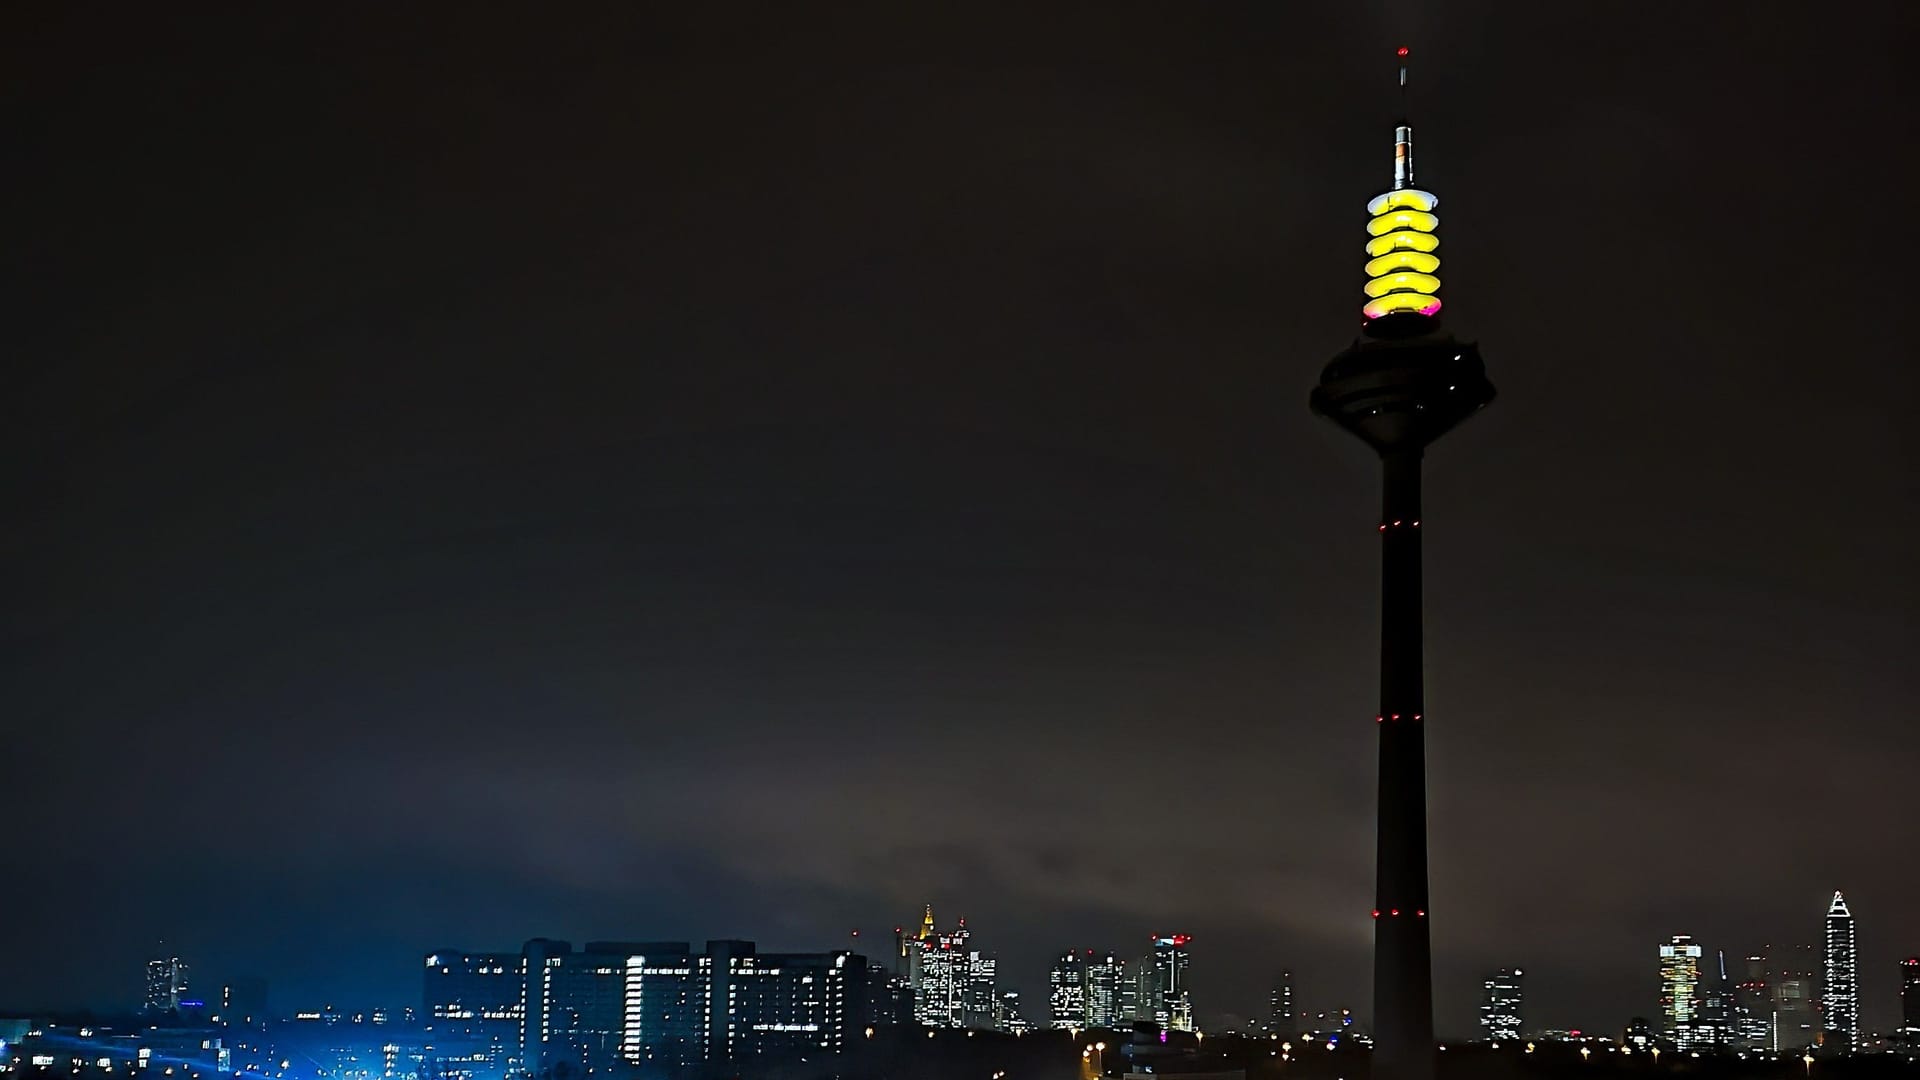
[{"x1": 1394, "y1": 47, "x2": 1414, "y2": 191}]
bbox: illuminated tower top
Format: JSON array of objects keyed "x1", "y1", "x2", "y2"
[
  {"x1": 1312, "y1": 47, "x2": 1491, "y2": 456},
  {"x1": 1365, "y1": 48, "x2": 1443, "y2": 325}
]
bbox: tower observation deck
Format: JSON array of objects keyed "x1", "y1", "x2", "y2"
[{"x1": 1308, "y1": 47, "x2": 1496, "y2": 1080}]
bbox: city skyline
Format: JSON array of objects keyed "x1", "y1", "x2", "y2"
[
  {"x1": 47, "y1": 894, "x2": 1915, "y2": 1047},
  {"x1": 5, "y1": 0, "x2": 1914, "y2": 1052}
]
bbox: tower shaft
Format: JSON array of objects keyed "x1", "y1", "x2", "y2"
[{"x1": 1373, "y1": 450, "x2": 1433, "y2": 1080}]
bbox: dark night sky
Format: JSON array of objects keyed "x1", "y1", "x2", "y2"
[{"x1": 4, "y1": 1, "x2": 1916, "y2": 1038}]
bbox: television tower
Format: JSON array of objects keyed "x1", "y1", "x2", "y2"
[{"x1": 1309, "y1": 47, "x2": 1495, "y2": 1080}]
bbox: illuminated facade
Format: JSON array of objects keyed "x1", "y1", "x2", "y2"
[
  {"x1": 423, "y1": 951, "x2": 523, "y2": 1041},
  {"x1": 998, "y1": 990, "x2": 1030, "y2": 1034},
  {"x1": 1309, "y1": 45, "x2": 1496, "y2": 1080},
  {"x1": 1479, "y1": 968, "x2": 1522, "y2": 1042},
  {"x1": 1901, "y1": 958, "x2": 1920, "y2": 1034},
  {"x1": 1047, "y1": 951, "x2": 1085, "y2": 1030},
  {"x1": 1363, "y1": 188, "x2": 1443, "y2": 320},
  {"x1": 513, "y1": 938, "x2": 865, "y2": 1073},
  {"x1": 903, "y1": 913, "x2": 997, "y2": 1029},
  {"x1": 1659, "y1": 936, "x2": 1704, "y2": 1047},
  {"x1": 1086, "y1": 953, "x2": 1127, "y2": 1028},
  {"x1": 1733, "y1": 954, "x2": 1771, "y2": 1048},
  {"x1": 145, "y1": 953, "x2": 191, "y2": 1014},
  {"x1": 1767, "y1": 943, "x2": 1820, "y2": 1053},
  {"x1": 1122, "y1": 954, "x2": 1152, "y2": 1024},
  {"x1": 1823, "y1": 892, "x2": 1858, "y2": 1054},
  {"x1": 964, "y1": 951, "x2": 998, "y2": 1029},
  {"x1": 1151, "y1": 935, "x2": 1194, "y2": 1032},
  {"x1": 1269, "y1": 971, "x2": 1294, "y2": 1034}
]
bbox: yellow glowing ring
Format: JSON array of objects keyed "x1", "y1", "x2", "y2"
[
  {"x1": 1366, "y1": 189, "x2": 1438, "y2": 215},
  {"x1": 1365, "y1": 251, "x2": 1439, "y2": 277},
  {"x1": 1364, "y1": 272, "x2": 1441, "y2": 298},
  {"x1": 1363, "y1": 294, "x2": 1443, "y2": 319},
  {"x1": 1367, "y1": 230, "x2": 1439, "y2": 256},
  {"x1": 1367, "y1": 210, "x2": 1439, "y2": 236}
]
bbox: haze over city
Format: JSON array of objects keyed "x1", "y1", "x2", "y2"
[{"x1": 5, "y1": 0, "x2": 1914, "y2": 1053}]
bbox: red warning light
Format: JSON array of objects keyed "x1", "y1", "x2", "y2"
[{"x1": 1396, "y1": 47, "x2": 1410, "y2": 57}]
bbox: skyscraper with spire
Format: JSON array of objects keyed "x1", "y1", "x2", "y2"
[
  {"x1": 1823, "y1": 892, "x2": 1858, "y2": 1054},
  {"x1": 1310, "y1": 48, "x2": 1494, "y2": 1080}
]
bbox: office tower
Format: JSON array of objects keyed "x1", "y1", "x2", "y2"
[
  {"x1": 703, "y1": 942, "x2": 865, "y2": 1062},
  {"x1": 1767, "y1": 943, "x2": 1819, "y2": 1053},
  {"x1": 907, "y1": 904, "x2": 935, "y2": 978},
  {"x1": 909, "y1": 918, "x2": 972, "y2": 1028},
  {"x1": 1900, "y1": 958, "x2": 1920, "y2": 1034},
  {"x1": 999, "y1": 991, "x2": 1029, "y2": 1035},
  {"x1": 1151, "y1": 935, "x2": 1194, "y2": 1031},
  {"x1": 517, "y1": 938, "x2": 864, "y2": 1073},
  {"x1": 1309, "y1": 46, "x2": 1495, "y2": 1080},
  {"x1": 1270, "y1": 971, "x2": 1294, "y2": 1034},
  {"x1": 1659, "y1": 936, "x2": 1703, "y2": 1046},
  {"x1": 423, "y1": 949, "x2": 525, "y2": 1057},
  {"x1": 1480, "y1": 968, "x2": 1523, "y2": 1041},
  {"x1": 1733, "y1": 955, "x2": 1770, "y2": 1048},
  {"x1": 1270, "y1": 972, "x2": 1294, "y2": 1034},
  {"x1": 1696, "y1": 951, "x2": 1734, "y2": 1048},
  {"x1": 145, "y1": 952, "x2": 190, "y2": 1014},
  {"x1": 1048, "y1": 951, "x2": 1087, "y2": 1030},
  {"x1": 1086, "y1": 953, "x2": 1126, "y2": 1028},
  {"x1": 1124, "y1": 953, "x2": 1155, "y2": 1024},
  {"x1": 1823, "y1": 892, "x2": 1858, "y2": 1054},
  {"x1": 964, "y1": 951, "x2": 997, "y2": 1029},
  {"x1": 524, "y1": 940, "x2": 634, "y2": 1073}
]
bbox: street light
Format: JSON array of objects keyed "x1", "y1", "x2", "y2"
[
  {"x1": 1804, "y1": 1053, "x2": 1815, "y2": 1076},
  {"x1": 1580, "y1": 1046, "x2": 1591, "y2": 1063}
]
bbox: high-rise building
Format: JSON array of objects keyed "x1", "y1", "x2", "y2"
[
  {"x1": 909, "y1": 918, "x2": 973, "y2": 1028},
  {"x1": 1269, "y1": 971, "x2": 1294, "y2": 1035},
  {"x1": 1309, "y1": 45, "x2": 1495, "y2": 1080},
  {"x1": 998, "y1": 990, "x2": 1029, "y2": 1035},
  {"x1": 1823, "y1": 892, "x2": 1859, "y2": 1054},
  {"x1": 1733, "y1": 955, "x2": 1770, "y2": 1048},
  {"x1": 423, "y1": 950, "x2": 525, "y2": 1068},
  {"x1": 1658, "y1": 936, "x2": 1703, "y2": 1046},
  {"x1": 1048, "y1": 952, "x2": 1086, "y2": 1030},
  {"x1": 145, "y1": 952, "x2": 190, "y2": 1014},
  {"x1": 515, "y1": 938, "x2": 864, "y2": 1074},
  {"x1": 1695, "y1": 951, "x2": 1735, "y2": 1048},
  {"x1": 964, "y1": 951, "x2": 997, "y2": 1029},
  {"x1": 1766, "y1": 943, "x2": 1819, "y2": 1053},
  {"x1": 1479, "y1": 969, "x2": 1522, "y2": 1042},
  {"x1": 1151, "y1": 935, "x2": 1194, "y2": 1032},
  {"x1": 1123, "y1": 955, "x2": 1152, "y2": 1025},
  {"x1": 1900, "y1": 959, "x2": 1920, "y2": 1034},
  {"x1": 1086, "y1": 953, "x2": 1126, "y2": 1029}
]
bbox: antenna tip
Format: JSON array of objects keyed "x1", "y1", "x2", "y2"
[{"x1": 1396, "y1": 46, "x2": 1410, "y2": 57}]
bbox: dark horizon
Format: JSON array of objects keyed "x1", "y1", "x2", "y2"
[{"x1": 4, "y1": 1, "x2": 1914, "y2": 1040}]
